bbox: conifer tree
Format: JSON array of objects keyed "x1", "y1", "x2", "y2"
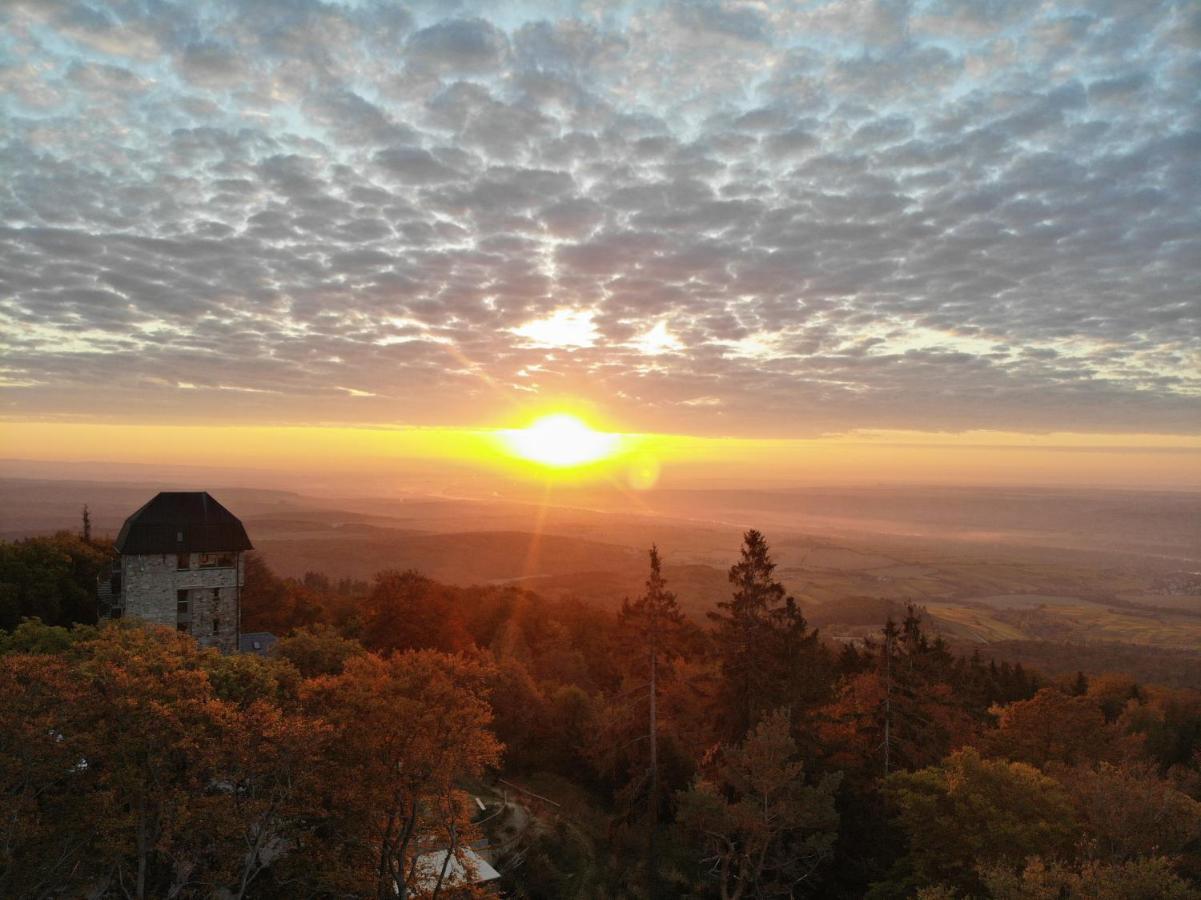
[
  {"x1": 710, "y1": 530, "x2": 827, "y2": 740},
  {"x1": 619, "y1": 545, "x2": 684, "y2": 897}
]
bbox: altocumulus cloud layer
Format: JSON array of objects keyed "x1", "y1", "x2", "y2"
[{"x1": 1, "y1": 0, "x2": 1199, "y2": 436}]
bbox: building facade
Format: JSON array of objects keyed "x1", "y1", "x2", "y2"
[{"x1": 105, "y1": 492, "x2": 253, "y2": 653}]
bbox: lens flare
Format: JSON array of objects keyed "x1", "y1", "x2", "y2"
[{"x1": 500, "y1": 414, "x2": 621, "y2": 468}]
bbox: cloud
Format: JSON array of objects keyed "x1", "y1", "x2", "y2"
[
  {"x1": 0, "y1": 0, "x2": 1197, "y2": 437},
  {"x1": 405, "y1": 18, "x2": 509, "y2": 75}
]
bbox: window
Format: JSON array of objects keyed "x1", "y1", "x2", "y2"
[
  {"x1": 177, "y1": 590, "x2": 189, "y2": 618},
  {"x1": 212, "y1": 618, "x2": 220, "y2": 635},
  {"x1": 199, "y1": 552, "x2": 236, "y2": 568},
  {"x1": 212, "y1": 588, "x2": 220, "y2": 601},
  {"x1": 176, "y1": 553, "x2": 190, "y2": 570}
]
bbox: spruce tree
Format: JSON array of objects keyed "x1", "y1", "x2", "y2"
[
  {"x1": 619, "y1": 545, "x2": 684, "y2": 898},
  {"x1": 710, "y1": 530, "x2": 828, "y2": 740}
]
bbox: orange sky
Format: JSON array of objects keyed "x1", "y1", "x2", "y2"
[{"x1": 3, "y1": 420, "x2": 1198, "y2": 493}]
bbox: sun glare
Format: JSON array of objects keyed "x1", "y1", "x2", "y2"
[{"x1": 500, "y1": 414, "x2": 621, "y2": 468}]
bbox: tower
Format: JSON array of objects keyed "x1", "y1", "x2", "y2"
[{"x1": 106, "y1": 491, "x2": 253, "y2": 653}]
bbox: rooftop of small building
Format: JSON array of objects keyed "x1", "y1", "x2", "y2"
[
  {"x1": 412, "y1": 845, "x2": 501, "y2": 892},
  {"x1": 115, "y1": 491, "x2": 254, "y2": 555},
  {"x1": 239, "y1": 632, "x2": 278, "y2": 656}
]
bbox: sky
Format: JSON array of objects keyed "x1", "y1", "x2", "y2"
[{"x1": 1, "y1": 1, "x2": 1199, "y2": 487}]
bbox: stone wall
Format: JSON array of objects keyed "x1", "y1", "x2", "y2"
[{"x1": 120, "y1": 552, "x2": 243, "y2": 653}]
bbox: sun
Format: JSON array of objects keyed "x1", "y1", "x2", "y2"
[{"x1": 499, "y1": 414, "x2": 622, "y2": 468}]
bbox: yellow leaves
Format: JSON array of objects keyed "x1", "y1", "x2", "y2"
[{"x1": 1, "y1": 622, "x2": 506, "y2": 896}]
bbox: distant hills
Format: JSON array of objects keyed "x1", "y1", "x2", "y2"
[{"x1": 3, "y1": 476, "x2": 1198, "y2": 657}]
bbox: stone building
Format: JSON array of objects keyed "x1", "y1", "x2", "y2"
[{"x1": 104, "y1": 491, "x2": 253, "y2": 653}]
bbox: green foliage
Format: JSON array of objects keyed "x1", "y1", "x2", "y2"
[
  {"x1": 272, "y1": 623, "x2": 364, "y2": 677},
  {"x1": 677, "y1": 709, "x2": 841, "y2": 898},
  {"x1": 203, "y1": 647, "x2": 301, "y2": 706},
  {"x1": 1056, "y1": 762, "x2": 1201, "y2": 863},
  {"x1": 877, "y1": 748, "x2": 1078, "y2": 897},
  {"x1": 0, "y1": 532, "x2": 113, "y2": 630},
  {"x1": 0, "y1": 617, "x2": 93, "y2": 655},
  {"x1": 981, "y1": 856, "x2": 1201, "y2": 900}
]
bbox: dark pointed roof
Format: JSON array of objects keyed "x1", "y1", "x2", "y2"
[{"x1": 115, "y1": 491, "x2": 253, "y2": 555}]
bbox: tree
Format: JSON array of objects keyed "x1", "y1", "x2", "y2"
[
  {"x1": 1055, "y1": 762, "x2": 1201, "y2": 863},
  {"x1": 486, "y1": 657, "x2": 550, "y2": 770},
  {"x1": 985, "y1": 687, "x2": 1116, "y2": 768},
  {"x1": 676, "y1": 709, "x2": 841, "y2": 899},
  {"x1": 300, "y1": 650, "x2": 502, "y2": 899},
  {"x1": 272, "y1": 623, "x2": 364, "y2": 677},
  {"x1": 981, "y1": 856, "x2": 1200, "y2": 900},
  {"x1": 816, "y1": 611, "x2": 976, "y2": 779},
  {"x1": 362, "y1": 569, "x2": 471, "y2": 655},
  {"x1": 212, "y1": 699, "x2": 331, "y2": 899},
  {"x1": 710, "y1": 530, "x2": 826, "y2": 740},
  {"x1": 878, "y1": 748, "x2": 1078, "y2": 897},
  {"x1": 0, "y1": 652, "x2": 96, "y2": 897},
  {"x1": 0, "y1": 533, "x2": 111, "y2": 629},
  {"x1": 618, "y1": 545, "x2": 685, "y2": 896},
  {"x1": 0, "y1": 618, "x2": 91, "y2": 656},
  {"x1": 68, "y1": 624, "x2": 250, "y2": 899},
  {"x1": 1071, "y1": 670, "x2": 1089, "y2": 696},
  {"x1": 1088, "y1": 673, "x2": 1143, "y2": 723},
  {"x1": 1118, "y1": 684, "x2": 1201, "y2": 771},
  {"x1": 239, "y1": 553, "x2": 324, "y2": 635}
]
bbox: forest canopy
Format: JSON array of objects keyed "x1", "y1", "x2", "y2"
[{"x1": 2, "y1": 530, "x2": 1199, "y2": 898}]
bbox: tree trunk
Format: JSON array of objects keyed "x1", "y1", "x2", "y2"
[
  {"x1": 648, "y1": 641, "x2": 659, "y2": 898},
  {"x1": 135, "y1": 800, "x2": 147, "y2": 900}
]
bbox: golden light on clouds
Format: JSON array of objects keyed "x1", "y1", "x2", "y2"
[{"x1": 511, "y1": 309, "x2": 597, "y2": 348}]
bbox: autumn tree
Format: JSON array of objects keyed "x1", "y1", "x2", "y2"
[
  {"x1": 1117, "y1": 683, "x2": 1201, "y2": 772},
  {"x1": 211, "y1": 699, "x2": 331, "y2": 899},
  {"x1": 1088, "y1": 672, "x2": 1144, "y2": 723},
  {"x1": 1054, "y1": 762, "x2": 1201, "y2": 864},
  {"x1": 984, "y1": 687, "x2": 1117, "y2": 768},
  {"x1": 362, "y1": 569, "x2": 471, "y2": 655},
  {"x1": 676, "y1": 709, "x2": 841, "y2": 899},
  {"x1": 70, "y1": 625, "x2": 246, "y2": 898},
  {"x1": 300, "y1": 650, "x2": 502, "y2": 899},
  {"x1": 239, "y1": 553, "x2": 329, "y2": 635},
  {"x1": 816, "y1": 611, "x2": 976, "y2": 779},
  {"x1": 980, "y1": 856, "x2": 1201, "y2": 900},
  {"x1": 239, "y1": 552, "x2": 294, "y2": 634},
  {"x1": 877, "y1": 748, "x2": 1078, "y2": 897},
  {"x1": 0, "y1": 652, "x2": 96, "y2": 897}
]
